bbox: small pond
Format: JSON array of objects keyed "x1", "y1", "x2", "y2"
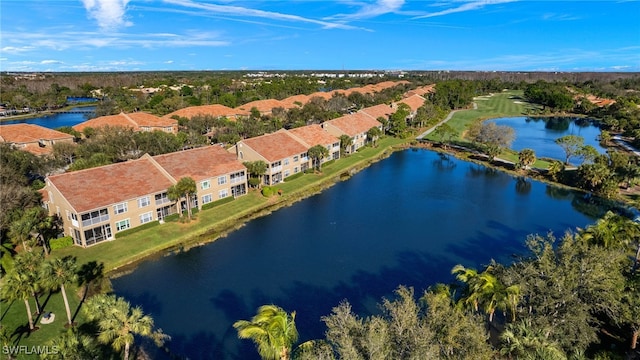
[{"x1": 490, "y1": 116, "x2": 606, "y2": 162}]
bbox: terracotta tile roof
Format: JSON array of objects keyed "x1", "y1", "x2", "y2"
[
  {"x1": 280, "y1": 95, "x2": 310, "y2": 109},
  {"x1": 163, "y1": 105, "x2": 249, "y2": 120},
  {"x1": 324, "y1": 113, "x2": 382, "y2": 137},
  {"x1": 235, "y1": 99, "x2": 287, "y2": 114},
  {"x1": 152, "y1": 145, "x2": 245, "y2": 182},
  {"x1": 73, "y1": 112, "x2": 176, "y2": 132},
  {"x1": 360, "y1": 104, "x2": 395, "y2": 120},
  {"x1": 240, "y1": 131, "x2": 308, "y2": 162},
  {"x1": 406, "y1": 84, "x2": 435, "y2": 97},
  {"x1": 126, "y1": 112, "x2": 177, "y2": 127},
  {"x1": 398, "y1": 94, "x2": 426, "y2": 112},
  {"x1": 288, "y1": 124, "x2": 339, "y2": 148},
  {"x1": 47, "y1": 157, "x2": 175, "y2": 213},
  {"x1": 0, "y1": 124, "x2": 74, "y2": 143}
]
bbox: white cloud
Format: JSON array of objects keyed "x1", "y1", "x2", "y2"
[
  {"x1": 163, "y1": 0, "x2": 364, "y2": 30},
  {"x1": 41, "y1": 60, "x2": 63, "y2": 64},
  {"x1": 1, "y1": 46, "x2": 35, "y2": 54},
  {"x1": 81, "y1": 0, "x2": 132, "y2": 30},
  {"x1": 413, "y1": 0, "x2": 516, "y2": 19},
  {"x1": 165, "y1": 60, "x2": 174, "y2": 64},
  {"x1": 326, "y1": 0, "x2": 406, "y2": 20}
]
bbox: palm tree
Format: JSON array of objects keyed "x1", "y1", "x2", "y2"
[
  {"x1": 42, "y1": 328, "x2": 99, "y2": 360},
  {"x1": 40, "y1": 256, "x2": 78, "y2": 327},
  {"x1": 308, "y1": 145, "x2": 329, "y2": 171},
  {"x1": 500, "y1": 320, "x2": 566, "y2": 359},
  {"x1": 83, "y1": 294, "x2": 169, "y2": 360},
  {"x1": 234, "y1": 305, "x2": 299, "y2": 360},
  {"x1": 366, "y1": 126, "x2": 382, "y2": 147},
  {"x1": 167, "y1": 177, "x2": 197, "y2": 220},
  {"x1": 518, "y1": 148, "x2": 537, "y2": 170},
  {"x1": 579, "y1": 211, "x2": 639, "y2": 250},
  {"x1": 451, "y1": 264, "x2": 481, "y2": 311},
  {"x1": 339, "y1": 135, "x2": 353, "y2": 156},
  {"x1": 14, "y1": 251, "x2": 45, "y2": 315},
  {"x1": 1, "y1": 270, "x2": 37, "y2": 331}
]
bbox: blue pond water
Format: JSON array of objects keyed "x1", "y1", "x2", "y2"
[
  {"x1": 1, "y1": 106, "x2": 95, "y2": 129},
  {"x1": 490, "y1": 116, "x2": 606, "y2": 163},
  {"x1": 112, "y1": 149, "x2": 610, "y2": 360}
]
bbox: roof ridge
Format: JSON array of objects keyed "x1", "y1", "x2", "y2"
[
  {"x1": 120, "y1": 112, "x2": 139, "y2": 127},
  {"x1": 281, "y1": 128, "x2": 311, "y2": 148},
  {"x1": 145, "y1": 153, "x2": 178, "y2": 184}
]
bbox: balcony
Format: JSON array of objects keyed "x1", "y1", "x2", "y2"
[
  {"x1": 230, "y1": 175, "x2": 246, "y2": 184},
  {"x1": 270, "y1": 165, "x2": 282, "y2": 173}
]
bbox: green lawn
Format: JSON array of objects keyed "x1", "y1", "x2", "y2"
[
  {"x1": 1, "y1": 287, "x2": 87, "y2": 360},
  {"x1": 428, "y1": 90, "x2": 541, "y2": 142}
]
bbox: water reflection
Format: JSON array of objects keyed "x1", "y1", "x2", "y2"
[{"x1": 112, "y1": 149, "x2": 613, "y2": 360}]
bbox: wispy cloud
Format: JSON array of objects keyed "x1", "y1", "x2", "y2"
[
  {"x1": 2, "y1": 30, "x2": 229, "y2": 53},
  {"x1": 542, "y1": 13, "x2": 580, "y2": 21},
  {"x1": 163, "y1": 0, "x2": 364, "y2": 30},
  {"x1": 81, "y1": 0, "x2": 132, "y2": 31},
  {"x1": 325, "y1": 0, "x2": 409, "y2": 20},
  {"x1": 413, "y1": 0, "x2": 517, "y2": 19}
]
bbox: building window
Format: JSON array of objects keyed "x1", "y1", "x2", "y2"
[
  {"x1": 155, "y1": 192, "x2": 170, "y2": 205},
  {"x1": 140, "y1": 212, "x2": 153, "y2": 224},
  {"x1": 138, "y1": 196, "x2": 150, "y2": 208},
  {"x1": 202, "y1": 194, "x2": 213, "y2": 204},
  {"x1": 116, "y1": 219, "x2": 130, "y2": 232},
  {"x1": 284, "y1": 169, "x2": 290, "y2": 177},
  {"x1": 81, "y1": 208, "x2": 109, "y2": 227},
  {"x1": 294, "y1": 167, "x2": 299, "y2": 174},
  {"x1": 284, "y1": 158, "x2": 289, "y2": 165},
  {"x1": 114, "y1": 202, "x2": 128, "y2": 214},
  {"x1": 219, "y1": 189, "x2": 229, "y2": 199},
  {"x1": 293, "y1": 155, "x2": 299, "y2": 162},
  {"x1": 202, "y1": 180, "x2": 211, "y2": 190},
  {"x1": 84, "y1": 224, "x2": 112, "y2": 246},
  {"x1": 218, "y1": 176, "x2": 227, "y2": 185}
]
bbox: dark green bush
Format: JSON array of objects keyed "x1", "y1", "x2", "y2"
[{"x1": 248, "y1": 178, "x2": 261, "y2": 187}]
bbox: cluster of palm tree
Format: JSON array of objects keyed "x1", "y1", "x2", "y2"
[
  {"x1": 235, "y1": 213, "x2": 640, "y2": 359},
  {"x1": 2, "y1": 254, "x2": 77, "y2": 332}
]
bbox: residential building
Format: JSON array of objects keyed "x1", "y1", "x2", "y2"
[
  {"x1": 321, "y1": 113, "x2": 382, "y2": 153},
  {"x1": 360, "y1": 103, "x2": 396, "y2": 123},
  {"x1": 0, "y1": 123, "x2": 75, "y2": 156},
  {"x1": 152, "y1": 145, "x2": 247, "y2": 209},
  {"x1": 287, "y1": 124, "x2": 341, "y2": 162},
  {"x1": 228, "y1": 130, "x2": 310, "y2": 185},
  {"x1": 235, "y1": 99, "x2": 288, "y2": 116},
  {"x1": 396, "y1": 94, "x2": 426, "y2": 118},
  {"x1": 43, "y1": 145, "x2": 248, "y2": 247},
  {"x1": 45, "y1": 156, "x2": 177, "y2": 247},
  {"x1": 163, "y1": 104, "x2": 249, "y2": 121},
  {"x1": 73, "y1": 112, "x2": 178, "y2": 134}
]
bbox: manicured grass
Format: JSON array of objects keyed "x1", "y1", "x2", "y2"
[
  {"x1": 427, "y1": 90, "x2": 541, "y2": 142},
  {"x1": 1, "y1": 287, "x2": 87, "y2": 360}
]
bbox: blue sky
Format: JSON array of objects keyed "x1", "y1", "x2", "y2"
[{"x1": 1, "y1": 0, "x2": 639, "y2": 72}]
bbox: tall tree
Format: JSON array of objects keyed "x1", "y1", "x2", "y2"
[
  {"x1": 167, "y1": 177, "x2": 197, "y2": 220},
  {"x1": 339, "y1": 135, "x2": 353, "y2": 156},
  {"x1": 366, "y1": 126, "x2": 382, "y2": 147},
  {"x1": 14, "y1": 251, "x2": 45, "y2": 315},
  {"x1": 432, "y1": 123, "x2": 458, "y2": 149},
  {"x1": 469, "y1": 122, "x2": 515, "y2": 161},
  {"x1": 308, "y1": 145, "x2": 329, "y2": 171},
  {"x1": 40, "y1": 256, "x2": 78, "y2": 327},
  {"x1": 234, "y1": 305, "x2": 299, "y2": 360},
  {"x1": 1, "y1": 270, "x2": 37, "y2": 331},
  {"x1": 517, "y1": 148, "x2": 536, "y2": 170},
  {"x1": 554, "y1": 135, "x2": 584, "y2": 165},
  {"x1": 84, "y1": 294, "x2": 169, "y2": 360},
  {"x1": 243, "y1": 160, "x2": 268, "y2": 188}
]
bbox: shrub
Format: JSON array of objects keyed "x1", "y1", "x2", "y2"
[
  {"x1": 261, "y1": 186, "x2": 275, "y2": 197},
  {"x1": 248, "y1": 178, "x2": 261, "y2": 188},
  {"x1": 50, "y1": 236, "x2": 73, "y2": 250}
]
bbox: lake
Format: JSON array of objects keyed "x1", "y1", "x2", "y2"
[
  {"x1": 111, "y1": 149, "x2": 610, "y2": 360},
  {"x1": 1, "y1": 106, "x2": 95, "y2": 129},
  {"x1": 490, "y1": 116, "x2": 606, "y2": 162}
]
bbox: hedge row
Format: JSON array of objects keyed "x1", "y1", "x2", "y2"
[
  {"x1": 202, "y1": 196, "x2": 235, "y2": 210},
  {"x1": 50, "y1": 236, "x2": 73, "y2": 250}
]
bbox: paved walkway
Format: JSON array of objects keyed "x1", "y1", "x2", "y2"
[{"x1": 415, "y1": 102, "x2": 476, "y2": 140}]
